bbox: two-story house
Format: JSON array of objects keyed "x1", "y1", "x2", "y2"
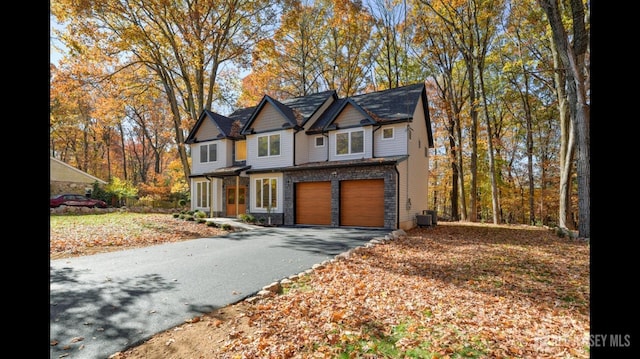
[{"x1": 185, "y1": 82, "x2": 433, "y2": 230}]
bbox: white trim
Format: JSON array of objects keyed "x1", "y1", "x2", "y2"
[
  {"x1": 334, "y1": 129, "x2": 365, "y2": 156},
  {"x1": 381, "y1": 127, "x2": 394, "y2": 140},
  {"x1": 256, "y1": 133, "x2": 282, "y2": 158}
]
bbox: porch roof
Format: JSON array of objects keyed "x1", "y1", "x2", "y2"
[
  {"x1": 189, "y1": 165, "x2": 251, "y2": 178},
  {"x1": 245, "y1": 155, "x2": 408, "y2": 174}
]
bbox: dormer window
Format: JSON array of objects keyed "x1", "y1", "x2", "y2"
[{"x1": 199, "y1": 143, "x2": 217, "y2": 163}]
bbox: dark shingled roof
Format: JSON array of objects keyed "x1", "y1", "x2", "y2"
[
  {"x1": 281, "y1": 90, "x2": 337, "y2": 126},
  {"x1": 241, "y1": 90, "x2": 337, "y2": 134},
  {"x1": 185, "y1": 107, "x2": 255, "y2": 143},
  {"x1": 306, "y1": 83, "x2": 426, "y2": 134}
]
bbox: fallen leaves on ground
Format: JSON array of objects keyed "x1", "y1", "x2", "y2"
[
  {"x1": 113, "y1": 221, "x2": 589, "y2": 359},
  {"x1": 50, "y1": 212, "x2": 228, "y2": 259}
]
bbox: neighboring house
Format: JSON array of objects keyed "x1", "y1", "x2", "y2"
[
  {"x1": 185, "y1": 82, "x2": 434, "y2": 230},
  {"x1": 50, "y1": 157, "x2": 108, "y2": 196}
]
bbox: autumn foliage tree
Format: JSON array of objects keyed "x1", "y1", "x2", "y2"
[
  {"x1": 50, "y1": 0, "x2": 589, "y2": 234},
  {"x1": 51, "y1": 0, "x2": 280, "y2": 187}
]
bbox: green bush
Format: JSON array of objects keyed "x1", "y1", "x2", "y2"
[
  {"x1": 196, "y1": 218, "x2": 207, "y2": 224},
  {"x1": 194, "y1": 210, "x2": 206, "y2": 219},
  {"x1": 184, "y1": 214, "x2": 195, "y2": 221},
  {"x1": 172, "y1": 213, "x2": 180, "y2": 218},
  {"x1": 220, "y1": 223, "x2": 231, "y2": 230},
  {"x1": 206, "y1": 221, "x2": 217, "y2": 227},
  {"x1": 238, "y1": 213, "x2": 255, "y2": 223}
]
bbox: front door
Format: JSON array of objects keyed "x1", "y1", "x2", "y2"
[{"x1": 226, "y1": 186, "x2": 246, "y2": 216}]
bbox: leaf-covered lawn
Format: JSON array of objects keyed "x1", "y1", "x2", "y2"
[
  {"x1": 49, "y1": 212, "x2": 227, "y2": 259},
  {"x1": 217, "y1": 222, "x2": 590, "y2": 358},
  {"x1": 114, "y1": 221, "x2": 589, "y2": 359}
]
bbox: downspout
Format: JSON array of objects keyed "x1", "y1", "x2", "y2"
[
  {"x1": 394, "y1": 166, "x2": 400, "y2": 229},
  {"x1": 372, "y1": 123, "x2": 382, "y2": 157},
  {"x1": 323, "y1": 130, "x2": 329, "y2": 161}
]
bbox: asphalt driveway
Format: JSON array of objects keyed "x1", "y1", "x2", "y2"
[{"x1": 50, "y1": 226, "x2": 389, "y2": 359}]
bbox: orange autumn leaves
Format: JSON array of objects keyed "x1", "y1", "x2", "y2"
[{"x1": 219, "y1": 223, "x2": 589, "y2": 358}]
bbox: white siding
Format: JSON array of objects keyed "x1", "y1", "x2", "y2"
[
  {"x1": 246, "y1": 130, "x2": 294, "y2": 169},
  {"x1": 248, "y1": 173, "x2": 284, "y2": 214},
  {"x1": 295, "y1": 130, "x2": 309, "y2": 165},
  {"x1": 224, "y1": 140, "x2": 234, "y2": 164},
  {"x1": 399, "y1": 96, "x2": 429, "y2": 229},
  {"x1": 190, "y1": 139, "x2": 230, "y2": 175},
  {"x1": 308, "y1": 134, "x2": 328, "y2": 162},
  {"x1": 328, "y1": 127, "x2": 373, "y2": 161},
  {"x1": 374, "y1": 123, "x2": 408, "y2": 157}
]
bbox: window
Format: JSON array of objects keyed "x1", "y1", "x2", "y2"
[
  {"x1": 195, "y1": 181, "x2": 210, "y2": 208},
  {"x1": 255, "y1": 178, "x2": 277, "y2": 209},
  {"x1": 315, "y1": 136, "x2": 325, "y2": 147},
  {"x1": 382, "y1": 128, "x2": 394, "y2": 139},
  {"x1": 336, "y1": 130, "x2": 364, "y2": 155},
  {"x1": 258, "y1": 134, "x2": 280, "y2": 157},
  {"x1": 199, "y1": 143, "x2": 217, "y2": 163},
  {"x1": 235, "y1": 140, "x2": 246, "y2": 161}
]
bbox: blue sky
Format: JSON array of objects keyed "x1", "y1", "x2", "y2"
[{"x1": 50, "y1": 14, "x2": 66, "y2": 65}]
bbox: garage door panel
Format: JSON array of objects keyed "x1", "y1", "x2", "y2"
[
  {"x1": 340, "y1": 179, "x2": 384, "y2": 227},
  {"x1": 296, "y1": 182, "x2": 331, "y2": 225}
]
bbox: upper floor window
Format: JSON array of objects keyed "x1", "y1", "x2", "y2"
[
  {"x1": 336, "y1": 130, "x2": 364, "y2": 155},
  {"x1": 258, "y1": 134, "x2": 280, "y2": 157},
  {"x1": 315, "y1": 136, "x2": 325, "y2": 147},
  {"x1": 235, "y1": 140, "x2": 246, "y2": 161},
  {"x1": 199, "y1": 143, "x2": 217, "y2": 163},
  {"x1": 382, "y1": 127, "x2": 394, "y2": 139}
]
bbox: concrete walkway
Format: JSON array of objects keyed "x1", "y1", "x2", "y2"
[{"x1": 205, "y1": 217, "x2": 263, "y2": 231}]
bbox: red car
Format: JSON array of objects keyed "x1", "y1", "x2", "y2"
[{"x1": 50, "y1": 194, "x2": 108, "y2": 208}]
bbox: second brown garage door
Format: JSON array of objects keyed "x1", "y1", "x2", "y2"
[
  {"x1": 295, "y1": 181, "x2": 331, "y2": 225},
  {"x1": 340, "y1": 179, "x2": 385, "y2": 227}
]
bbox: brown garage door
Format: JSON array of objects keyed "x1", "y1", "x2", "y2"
[
  {"x1": 295, "y1": 181, "x2": 331, "y2": 225},
  {"x1": 340, "y1": 179, "x2": 384, "y2": 227}
]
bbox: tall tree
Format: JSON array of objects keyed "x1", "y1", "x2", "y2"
[
  {"x1": 321, "y1": 0, "x2": 377, "y2": 96},
  {"x1": 536, "y1": 0, "x2": 589, "y2": 238},
  {"x1": 410, "y1": 2, "x2": 468, "y2": 221},
  {"x1": 368, "y1": 0, "x2": 405, "y2": 89},
  {"x1": 419, "y1": 0, "x2": 496, "y2": 222},
  {"x1": 51, "y1": 0, "x2": 279, "y2": 185}
]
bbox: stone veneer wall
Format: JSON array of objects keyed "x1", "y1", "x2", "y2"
[{"x1": 283, "y1": 164, "x2": 397, "y2": 228}]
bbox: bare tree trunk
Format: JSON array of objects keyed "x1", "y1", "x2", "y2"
[
  {"x1": 538, "y1": 0, "x2": 589, "y2": 238},
  {"x1": 551, "y1": 36, "x2": 575, "y2": 230}
]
